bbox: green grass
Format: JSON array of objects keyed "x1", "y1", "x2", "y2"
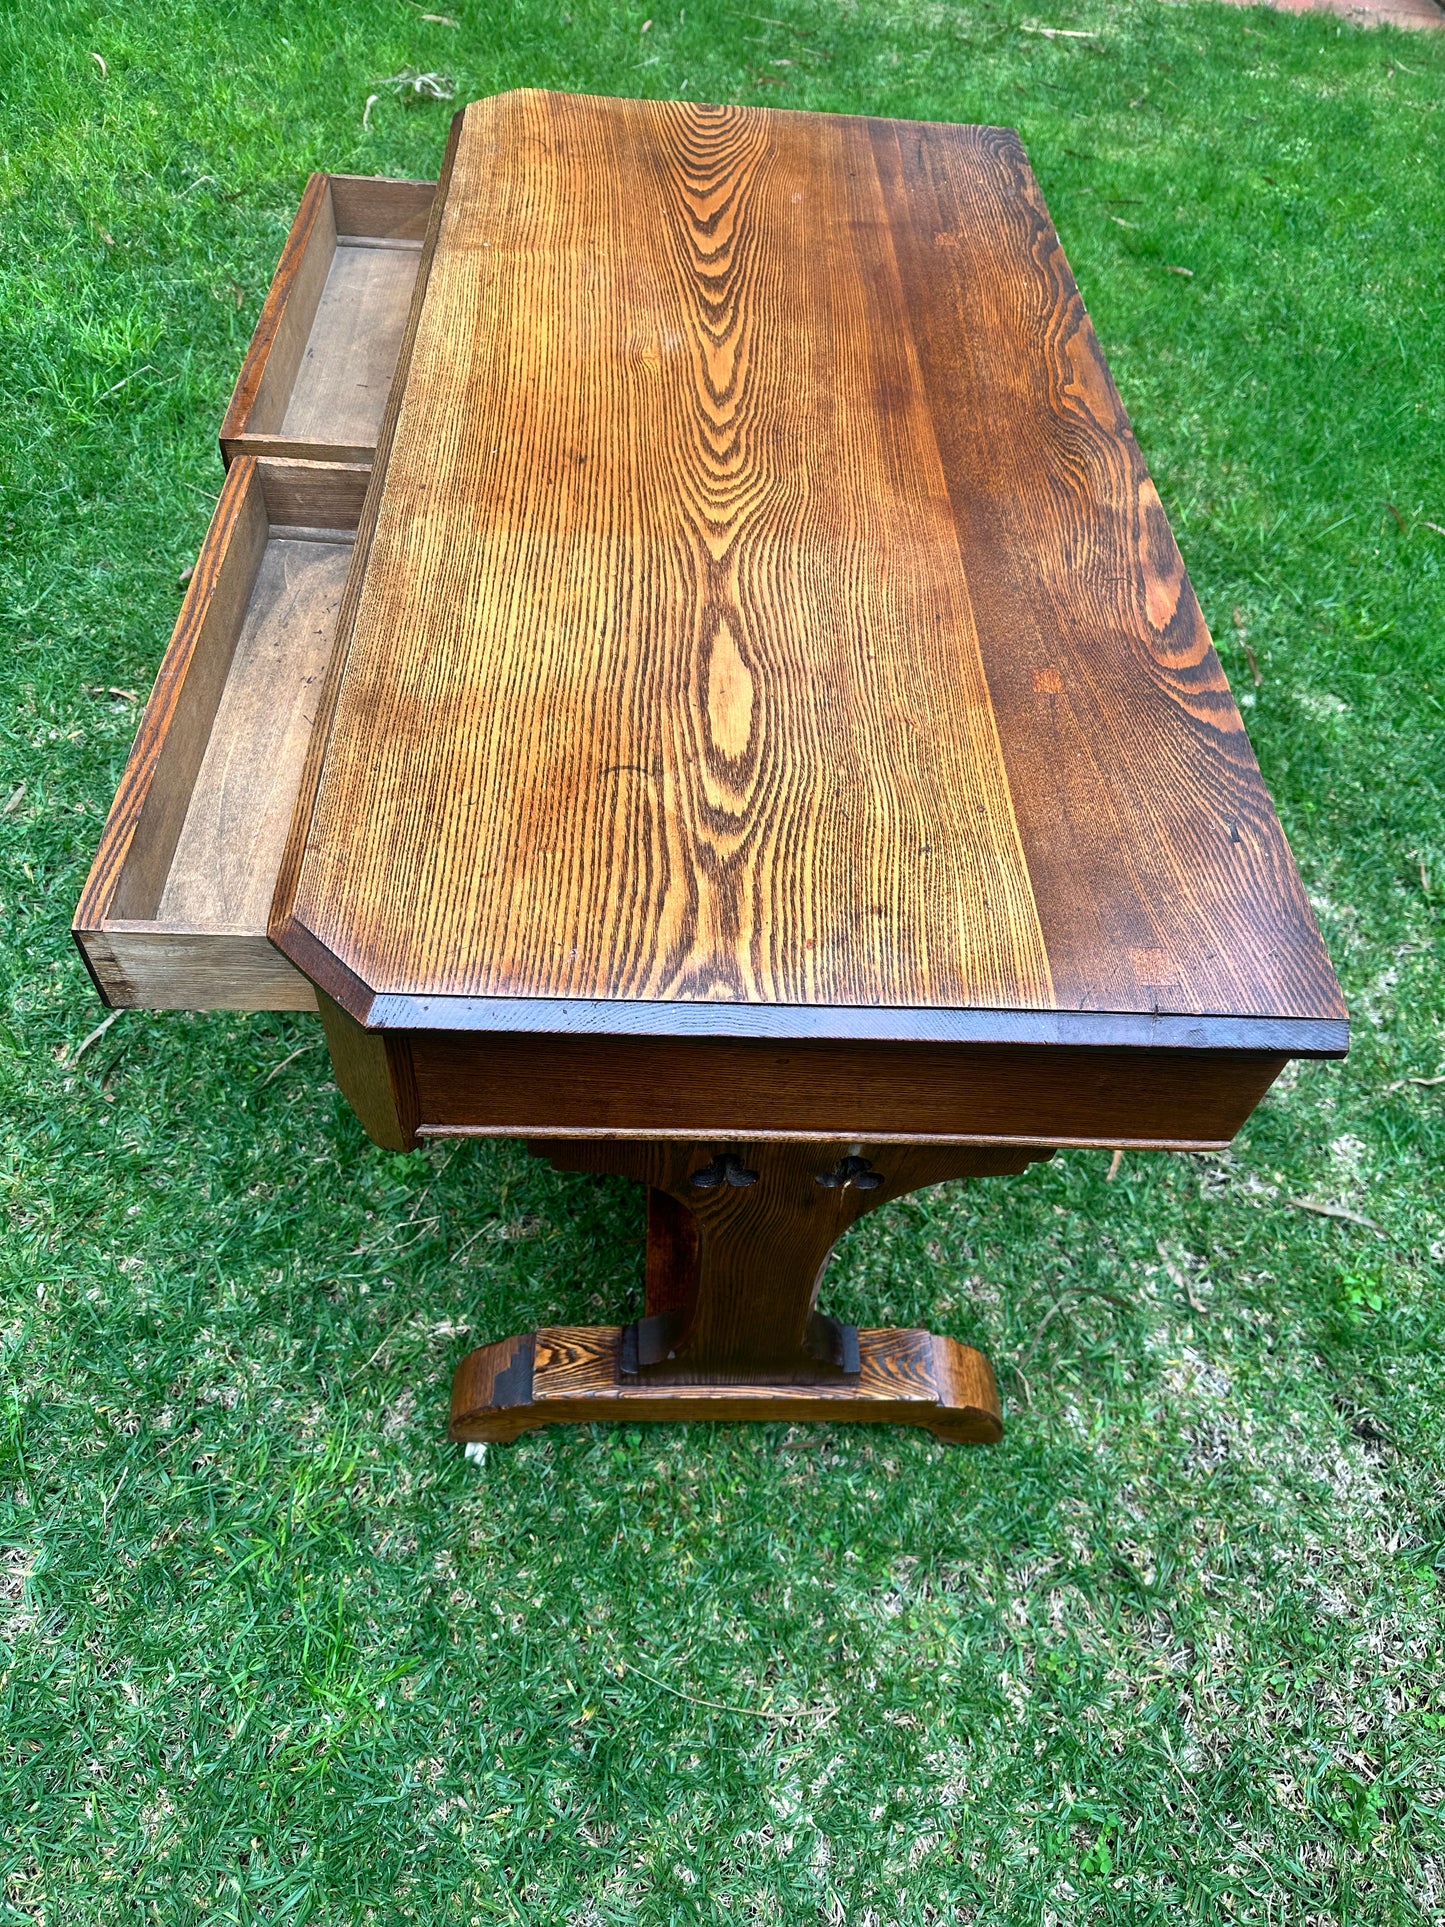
[{"x1": 2, "y1": 0, "x2": 1443, "y2": 1918}]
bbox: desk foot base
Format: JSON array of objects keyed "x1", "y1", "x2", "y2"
[{"x1": 449, "y1": 1326, "x2": 1002, "y2": 1446}]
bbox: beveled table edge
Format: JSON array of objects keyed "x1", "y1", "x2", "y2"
[
  {"x1": 335, "y1": 988, "x2": 1348, "y2": 1056},
  {"x1": 274, "y1": 913, "x2": 1345, "y2": 1052},
  {"x1": 371, "y1": 996, "x2": 1346, "y2": 1055}
]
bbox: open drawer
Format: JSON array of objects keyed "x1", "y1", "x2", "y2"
[
  {"x1": 74, "y1": 458, "x2": 368, "y2": 1011},
  {"x1": 220, "y1": 174, "x2": 435, "y2": 468}
]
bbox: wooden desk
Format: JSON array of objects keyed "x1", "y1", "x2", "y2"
[{"x1": 76, "y1": 91, "x2": 1346, "y2": 1447}]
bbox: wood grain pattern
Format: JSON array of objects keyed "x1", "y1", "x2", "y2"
[
  {"x1": 220, "y1": 173, "x2": 333, "y2": 455},
  {"x1": 77, "y1": 457, "x2": 270, "y2": 934},
  {"x1": 446, "y1": 1132, "x2": 1014, "y2": 1446},
  {"x1": 533, "y1": 1137, "x2": 1050, "y2": 1379},
  {"x1": 253, "y1": 458, "x2": 373, "y2": 535},
  {"x1": 73, "y1": 459, "x2": 361, "y2": 1013},
  {"x1": 276, "y1": 90, "x2": 1054, "y2": 1018},
  {"x1": 158, "y1": 539, "x2": 351, "y2": 929},
  {"x1": 220, "y1": 174, "x2": 433, "y2": 467},
  {"x1": 401, "y1": 1029, "x2": 1288, "y2": 1148},
  {"x1": 866, "y1": 121, "x2": 1343, "y2": 1023},
  {"x1": 268, "y1": 116, "x2": 465, "y2": 981},
  {"x1": 645, "y1": 1186, "x2": 700, "y2": 1317},
  {"x1": 449, "y1": 1325, "x2": 1001, "y2": 1443},
  {"x1": 276, "y1": 246, "x2": 420, "y2": 456},
  {"x1": 316, "y1": 991, "x2": 420, "y2": 1151},
  {"x1": 327, "y1": 176, "x2": 435, "y2": 242},
  {"x1": 77, "y1": 929, "x2": 316, "y2": 1013},
  {"x1": 273, "y1": 90, "x2": 1344, "y2": 1057}
]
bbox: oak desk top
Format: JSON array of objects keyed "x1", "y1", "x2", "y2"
[
  {"x1": 270, "y1": 89, "x2": 1344, "y2": 1056},
  {"x1": 75, "y1": 91, "x2": 1351, "y2": 1441}
]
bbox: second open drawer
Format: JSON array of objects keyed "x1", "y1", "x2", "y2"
[
  {"x1": 220, "y1": 173, "x2": 435, "y2": 468},
  {"x1": 74, "y1": 458, "x2": 369, "y2": 1011}
]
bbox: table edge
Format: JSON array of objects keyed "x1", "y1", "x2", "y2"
[{"x1": 279, "y1": 921, "x2": 1346, "y2": 1054}]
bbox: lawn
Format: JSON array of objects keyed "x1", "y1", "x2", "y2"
[{"x1": 2, "y1": 0, "x2": 1443, "y2": 1919}]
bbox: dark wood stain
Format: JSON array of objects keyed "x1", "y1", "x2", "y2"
[
  {"x1": 65, "y1": 97, "x2": 1353, "y2": 1450},
  {"x1": 404, "y1": 1028, "x2": 1288, "y2": 1148},
  {"x1": 538, "y1": 1136, "x2": 1047, "y2": 1374},
  {"x1": 866, "y1": 121, "x2": 1342, "y2": 1022},
  {"x1": 449, "y1": 1324, "x2": 1003, "y2": 1444},
  {"x1": 272, "y1": 90, "x2": 1343, "y2": 1051}
]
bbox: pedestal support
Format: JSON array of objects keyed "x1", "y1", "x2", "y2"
[{"x1": 449, "y1": 1139, "x2": 1053, "y2": 1445}]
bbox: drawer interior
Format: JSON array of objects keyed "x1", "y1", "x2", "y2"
[
  {"x1": 221, "y1": 174, "x2": 434, "y2": 467},
  {"x1": 75, "y1": 458, "x2": 367, "y2": 1010},
  {"x1": 155, "y1": 533, "x2": 349, "y2": 931}
]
